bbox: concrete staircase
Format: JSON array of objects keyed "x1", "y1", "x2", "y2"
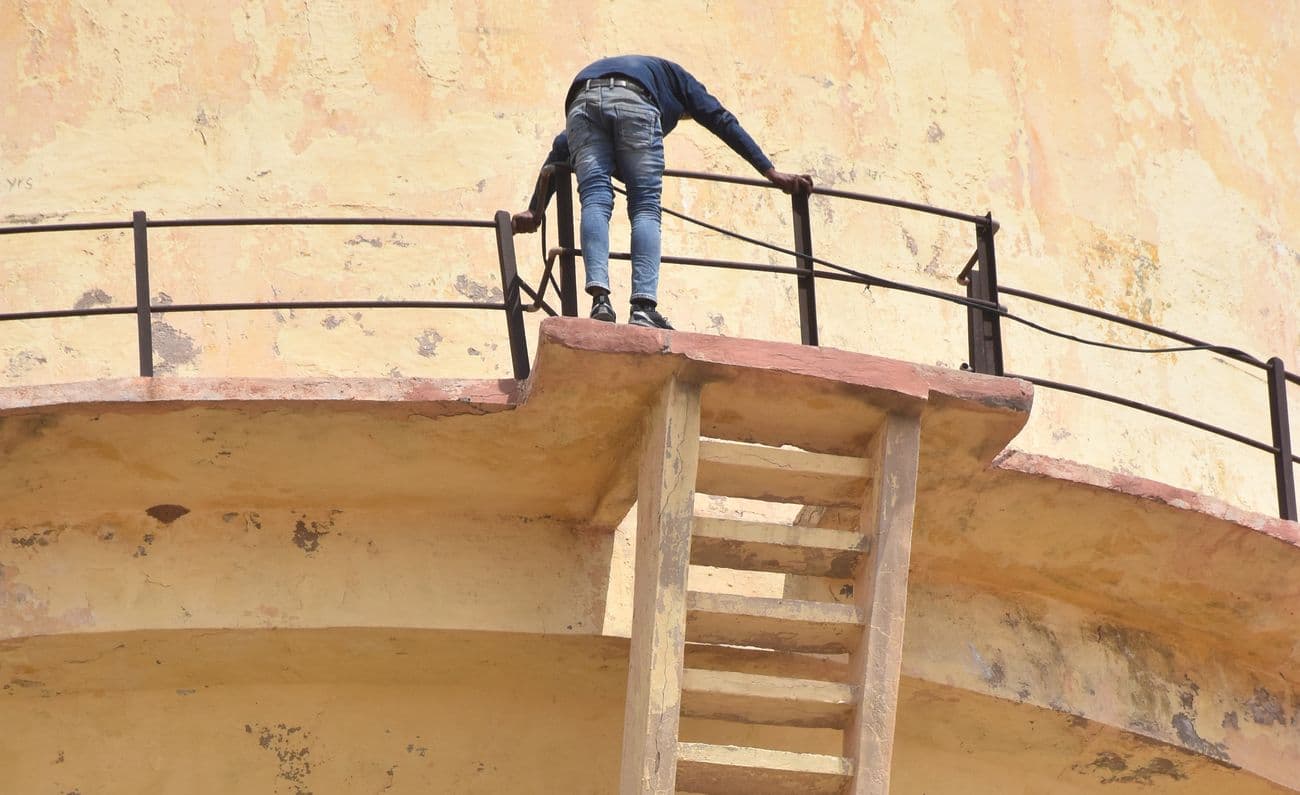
[{"x1": 621, "y1": 376, "x2": 922, "y2": 795}]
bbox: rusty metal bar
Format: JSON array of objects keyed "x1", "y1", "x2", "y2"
[
  {"x1": 154, "y1": 300, "x2": 503, "y2": 314},
  {"x1": 966, "y1": 217, "x2": 1004, "y2": 375},
  {"x1": 966, "y1": 268, "x2": 988, "y2": 374},
  {"x1": 570, "y1": 248, "x2": 1004, "y2": 313},
  {"x1": 554, "y1": 167, "x2": 579, "y2": 316},
  {"x1": 792, "y1": 191, "x2": 818, "y2": 346},
  {"x1": 0, "y1": 306, "x2": 135, "y2": 322},
  {"x1": 980, "y1": 216, "x2": 1004, "y2": 376},
  {"x1": 956, "y1": 249, "x2": 980, "y2": 285},
  {"x1": 0, "y1": 220, "x2": 133, "y2": 235},
  {"x1": 662, "y1": 168, "x2": 991, "y2": 226},
  {"x1": 494, "y1": 210, "x2": 530, "y2": 380},
  {"x1": 132, "y1": 211, "x2": 153, "y2": 377},
  {"x1": 999, "y1": 285, "x2": 1268, "y2": 370},
  {"x1": 1268, "y1": 357, "x2": 1297, "y2": 520},
  {"x1": 1008, "y1": 372, "x2": 1278, "y2": 454},
  {"x1": 147, "y1": 217, "x2": 496, "y2": 229},
  {"x1": 516, "y1": 280, "x2": 559, "y2": 317}
]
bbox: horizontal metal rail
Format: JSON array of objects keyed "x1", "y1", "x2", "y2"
[
  {"x1": 1008, "y1": 371, "x2": 1285, "y2": 456},
  {"x1": 1000, "y1": 285, "x2": 1271, "y2": 371},
  {"x1": 579, "y1": 248, "x2": 1005, "y2": 314},
  {"x1": 147, "y1": 217, "x2": 496, "y2": 229},
  {"x1": 0, "y1": 220, "x2": 133, "y2": 235},
  {"x1": 153, "y1": 300, "x2": 505, "y2": 314},
  {"x1": 663, "y1": 168, "x2": 993, "y2": 226},
  {"x1": 0, "y1": 306, "x2": 136, "y2": 322},
  {"x1": 0, "y1": 217, "x2": 498, "y2": 234}
]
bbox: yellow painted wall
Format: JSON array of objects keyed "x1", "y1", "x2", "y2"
[{"x1": 0, "y1": 5, "x2": 1296, "y2": 506}]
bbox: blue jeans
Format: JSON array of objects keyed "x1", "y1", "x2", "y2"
[{"x1": 566, "y1": 85, "x2": 665, "y2": 304}]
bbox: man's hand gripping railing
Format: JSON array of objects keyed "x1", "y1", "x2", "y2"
[{"x1": 513, "y1": 165, "x2": 561, "y2": 314}]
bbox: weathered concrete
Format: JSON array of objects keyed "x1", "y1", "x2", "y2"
[
  {"x1": 2, "y1": 320, "x2": 1297, "y2": 792},
  {"x1": 3, "y1": 630, "x2": 1293, "y2": 794}
]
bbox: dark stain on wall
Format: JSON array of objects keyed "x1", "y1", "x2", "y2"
[
  {"x1": 1089, "y1": 751, "x2": 1128, "y2": 773},
  {"x1": 1118, "y1": 757, "x2": 1186, "y2": 785},
  {"x1": 151, "y1": 320, "x2": 200, "y2": 374},
  {"x1": 1172, "y1": 713, "x2": 1229, "y2": 762},
  {"x1": 454, "y1": 275, "x2": 503, "y2": 303},
  {"x1": 9, "y1": 526, "x2": 59, "y2": 548},
  {"x1": 73, "y1": 289, "x2": 112, "y2": 310},
  {"x1": 292, "y1": 511, "x2": 340, "y2": 554},
  {"x1": 1075, "y1": 751, "x2": 1188, "y2": 785},
  {"x1": 1244, "y1": 687, "x2": 1286, "y2": 726},
  {"x1": 146, "y1": 504, "x2": 190, "y2": 524}
]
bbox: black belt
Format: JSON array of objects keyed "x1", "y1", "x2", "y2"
[{"x1": 575, "y1": 77, "x2": 653, "y2": 103}]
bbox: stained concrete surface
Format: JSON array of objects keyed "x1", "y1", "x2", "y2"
[{"x1": 2, "y1": 320, "x2": 1297, "y2": 791}]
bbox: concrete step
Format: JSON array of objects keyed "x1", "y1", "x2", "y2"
[
  {"x1": 685, "y1": 591, "x2": 864, "y2": 654},
  {"x1": 695, "y1": 440, "x2": 870, "y2": 507},
  {"x1": 680, "y1": 668, "x2": 856, "y2": 729},
  {"x1": 690, "y1": 516, "x2": 866, "y2": 578},
  {"x1": 676, "y1": 742, "x2": 852, "y2": 795}
]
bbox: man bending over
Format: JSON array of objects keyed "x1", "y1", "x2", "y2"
[{"x1": 513, "y1": 55, "x2": 812, "y2": 329}]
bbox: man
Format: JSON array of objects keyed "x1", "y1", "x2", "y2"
[{"x1": 512, "y1": 55, "x2": 813, "y2": 329}]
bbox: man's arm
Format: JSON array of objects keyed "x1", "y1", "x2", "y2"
[
  {"x1": 678, "y1": 70, "x2": 813, "y2": 195},
  {"x1": 512, "y1": 133, "x2": 569, "y2": 234}
]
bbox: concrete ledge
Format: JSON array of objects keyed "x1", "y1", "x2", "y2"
[
  {"x1": 0, "y1": 319, "x2": 1032, "y2": 529},
  {"x1": 997, "y1": 450, "x2": 1300, "y2": 548},
  {"x1": 0, "y1": 376, "x2": 519, "y2": 415}
]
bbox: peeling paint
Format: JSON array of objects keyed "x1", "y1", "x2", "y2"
[
  {"x1": 9, "y1": 527, "x2": 60, "y2": 549},
  {"x1": 1244, "y1": 687, "x2": 1286, "y2": 726},
  {"x1": 1089, "y1": 750, "x2": 1128, "y2": 772},
  {"x1": 246, "y1": 722, "x2": 315, "y2": 793},
  {"x1": 453, "y1": 275, "x2": 503, "y2": 303},
  {"x1": 72, "y1": 289, "x2": 112, "y2": 310},
  {"x1": 416, "y1": 329, "x2": 442, "y2": 358},
  {"x1": 292, "y1": 513, "x2": 339, "y2": 554},
  {"x1": 150, "y1": 320, "x2": 200, "y2": 374},
  {"x1": 1172, "y1": 713, "x2": 1229, "y2": 762},
  {"x1": 6, "y1": 350, "x2": 48, "y2": 379}
]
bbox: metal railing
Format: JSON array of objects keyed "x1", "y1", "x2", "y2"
[
  {"x1": 0, "y1": 210, "x2": 532, "y2": 381},
  {"x1": 536, "y1": 167, "x2": 1296, "y2": 521},
  {"x1": 0, "y1": 171, "x2": 1295, "y2": 520}
]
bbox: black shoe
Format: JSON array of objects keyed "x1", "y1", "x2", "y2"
[
  {"x1": 590, "y1": 294, "x2": 616, "y2": 323},
  {"x1": 629, "y1": 304, "x2": 674, "y2": 330}
]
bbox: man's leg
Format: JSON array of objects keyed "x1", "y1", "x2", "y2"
[
  {"x1": 610, "y1": 92, "x2": 671, "y2": 329},
  {"x1": 566, "y1": 90, "x2": 617, "y2": 314},
  {"x1": 611, "y1": 97, "x2": 665, "y2": 306}
]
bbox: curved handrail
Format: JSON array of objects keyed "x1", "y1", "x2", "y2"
[
  {"x1": 663, "y1": 168, "x2": 993, "y2": 226},
  {"x1": 0, "y1": 171, "x2": 1294, "y2": 517},
  {"x1": 0, "y1": 212, "x2": 533, "y2": 381}
]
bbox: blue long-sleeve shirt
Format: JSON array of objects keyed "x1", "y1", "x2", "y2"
[{"x1": 530, "y1": 56, "x2": 774, "y2": 210}]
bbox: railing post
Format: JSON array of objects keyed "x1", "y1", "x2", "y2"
[
  {"x1": 494, "y1": 210, "x2": 530, "y2": 380},
  {"x1": 1267, "y1": 357, "x2": 1297, "y2": 521},
  {"x1": 132, "y1": 210, "x2": 154, "y2": 377},
  {"x1": 792, "y1": 191, "x2": 818, "y2": 346},
  {"x1": 555, "y1": 167, "x2": 579, "y2": 317},
  {"x1": 966, "y1": 216, "x2": 1004, "y2": 376}
]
